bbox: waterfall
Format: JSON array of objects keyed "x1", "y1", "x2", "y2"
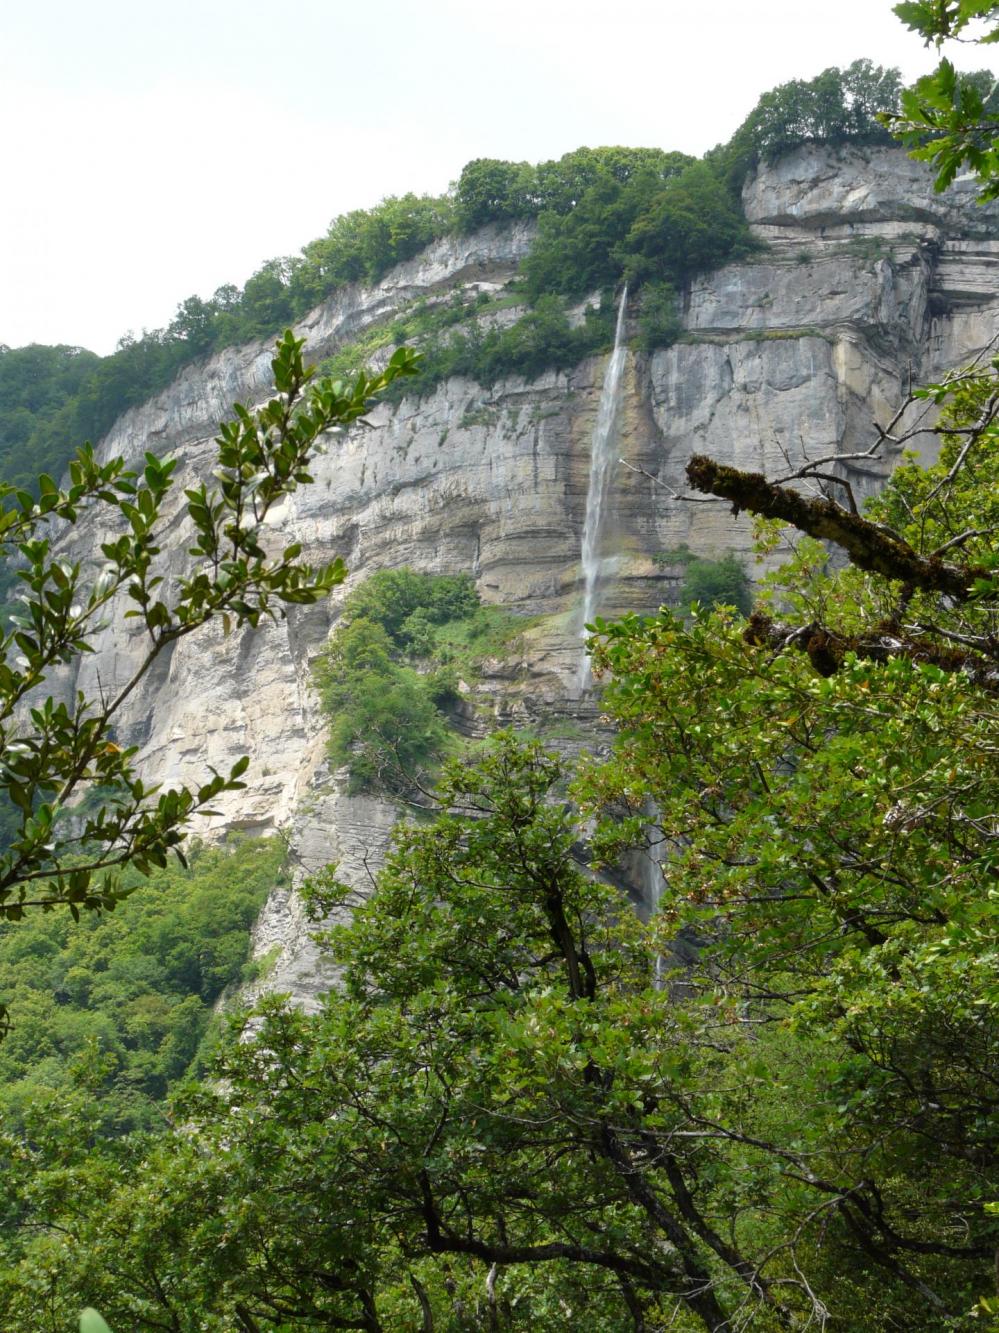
[
  {"x1": 644, "y1": 825, "x2": 667, "y2": 990},
  {"x1": 578, "y1": 286, "x2": 628, "y2": 692}
]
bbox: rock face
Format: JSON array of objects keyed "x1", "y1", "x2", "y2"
[{"x1": 52, "y1": 145, "x2": 999, "y2": 1005}]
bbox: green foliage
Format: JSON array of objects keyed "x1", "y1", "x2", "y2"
[
  {"x1": 317, "y1": 288, "x2": 485, "y2": 388},
  {"x1": 888, "y1": 45, "x2": 999, "y2": 197},
  {"x1": 0, "y1": 344, "x2": 102, "y2": 496},
  {"x1": 0, "y1": 837, "x2": 283, "y2": 1133},
  {"x1": 320, "y1": 288, "x2": 618, "y2": 405},
  {"x1": 0, "y1": 738, "x2": 686, "y2": 1329},
  {"x1": 7, "y1": 27, "x2": 999, "y2": 1327},
  {"x1": 26, "y1": 696, "x2": 993, "y2": 1327},
  {"x1": 620, "y1": 160, "x2": 756, "y2": 289},
  {"x1": 522, "y1": 152, "x2": 754, "y2": 301},
  {"x1": 340, "y1": 567, "x2": 479, "y2": 642},
  {"x1": 742, "y1": 59, "x2": 903, "y2": 160},
  {"x1": 454, "y1": 157, "x2": 538, "y2": 230},
  {"x1": 636, "y1": 280, "x2": 682, "y2": 350},
  {"x1": 387, "y1": 293, "x2": 617, "y2": 396},
  {"x1": 656, "y1": 545, "x2": 754, "y2": 614},
  {"x1": 314, "y1": 569, "x2": 525, "y2": 792},
  {"x1": 8, "y1": 401, "x2": 999, "y2": 1323},
  {"x1": 79, "y1": 1313, "x2": 112, "y2": 1333},
  {"x1": 578, "y1": 361, "x2": 999, "y2": 1323},
  {"x1": 317, "y1": 618, "x2": 451, "y2": 793}
]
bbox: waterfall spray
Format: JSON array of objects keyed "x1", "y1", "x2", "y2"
[{"x1": 578, "y1": 286, "x2": 628, "y2": 692}]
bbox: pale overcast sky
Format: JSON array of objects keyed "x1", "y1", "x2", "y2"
[{"x1": 0, "y1": 0, "x2": 983, "y2": 354}]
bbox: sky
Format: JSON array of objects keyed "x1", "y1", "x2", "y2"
[{"x1": 0, "y1": 0, "x2": 984, "y2": 355}]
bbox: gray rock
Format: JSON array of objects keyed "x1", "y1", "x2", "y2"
[{"x1": 48, "y1": 147, "x2": 999, "y2": 1004}]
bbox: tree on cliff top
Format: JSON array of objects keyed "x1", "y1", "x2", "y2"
[
  {"x1": 0, "y1": 332, "x2": 417, "y2": 1032},
  {"x1": 741, "y1": 59, "x2": 902, "y2": 161}
]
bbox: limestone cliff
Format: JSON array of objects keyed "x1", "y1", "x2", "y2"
[{"x1": 52, "y1": 145, "x2": 999, "y2": 1003}]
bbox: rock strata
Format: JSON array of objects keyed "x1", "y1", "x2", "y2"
[{"x1": 51, "y1": 145, "x2": 999, "y2": 998}]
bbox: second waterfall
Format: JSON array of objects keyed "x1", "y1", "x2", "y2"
[{"x1": 578, "y1": 286, "x2": 628, "y2": 692}]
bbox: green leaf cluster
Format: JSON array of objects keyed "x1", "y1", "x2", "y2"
[
  {"x1": 0, "y1": 345, "x2": 102, "y2": 498},
  {"x1": 741, "y1": 59, "x2": 903, "y2": 161},
  {"x1": 578, "y1": 363, "x2": 999, "y2": 1323},
  {"x1": 654, "y1": 544, "x2": 753, "y2": 615}
]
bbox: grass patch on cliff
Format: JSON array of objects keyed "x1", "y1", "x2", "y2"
[
  {"x1": 315, "y1": 290, "x2": 494, "y2": 387},
  {"x1": 314, "y1": 570, "x2": 529, "y2": 795},
  {"x1": 431, "y1": 604, "x2": 530, "y2": 668},
  {"x1": 318, "y1": 288, "x2": 617, "y2": 401}
]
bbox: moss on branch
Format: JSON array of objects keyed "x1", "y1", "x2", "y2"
[{"x1": 685, "y1": 455, "x2": 988, "y2": 601}]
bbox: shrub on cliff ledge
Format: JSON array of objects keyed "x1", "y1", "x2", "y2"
[{"x1": 314, "y1": 569, "x2": 527, "y2": 793}]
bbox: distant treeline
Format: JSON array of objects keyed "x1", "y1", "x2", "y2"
[{"x1": 6, "y1": 58, "x2": 981, "y2": 493}]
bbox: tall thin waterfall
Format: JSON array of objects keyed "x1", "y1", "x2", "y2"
[
  {"x1": 578, "y1": 286, "x2": 628, "y2": 692},
  {"x1": 643, "y1": 822, "x2": 667, "y2": 990}
]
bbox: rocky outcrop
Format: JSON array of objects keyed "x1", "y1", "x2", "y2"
[
  {"x1": 52, "y1": 144, "x2": 999, "y2": 999},
  {"x1": 743, "y1": 143, "x2": 999, "y2": 243}
]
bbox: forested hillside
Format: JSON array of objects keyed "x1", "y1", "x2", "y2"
[{"x1": 2, "y1": 10, "x2": 999, "y2": 1329}]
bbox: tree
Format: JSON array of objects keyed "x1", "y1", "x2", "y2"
[
  {"x1": 532, "y1": 146, "x2": 693, "y2": 215},
  {"x1": 167, "y1": 295, "x2": 219, "y2": 358},
  {"x1": 656, "y1": 545, "x2": 753, "y2": 614},
  {"x1": 120, "y1": 19, "x2": 998, "y2": 1322},
  {"x1": 620, "y1": 160, "x2": 753, "y2": 287},
  {"x1": 741, "y1": 61, "x2": 901, "y2": 161},
  {"x1": 0, "y1": 836, "x2": 287, "y2": 1136},
  {"x1": 888, "y1": 0, "x2": 999, "y2": 197},
  {"x1": 6, "y1": 10, "x2": 999, "y2": 1330},
  {"x1": 576, "y1": 363, "x2": 999, "y2": 1325},
  {"x1": 0, "y1": 737, "x2": 797, "y2": 1330},
  {"x1": 453, "y1": 157, "x2": 537, "y2": 231},
  {"x1": 0, "y1": 332, "x2": 417, "y2": 1000},
  {"x1": 239, "y1": 259, "x2": 295, "y2": 337},
  {"x1": 27, "y1": 619, "x2": 997, "y2": 1329}
]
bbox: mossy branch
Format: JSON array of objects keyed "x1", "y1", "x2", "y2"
[{"x1": 685, "y1": 455, "x2": 988, "y2": 601}]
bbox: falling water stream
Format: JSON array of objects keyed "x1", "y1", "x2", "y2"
[
  {"x1": 644, "y1": 817, "x2": 667, "y2": 990},
  {"x1": 578, "y1": 286, "x2": 628, "y2": 693},
  {"x1": 576, "y1": 289, "x2": 665, "y2": 980}
]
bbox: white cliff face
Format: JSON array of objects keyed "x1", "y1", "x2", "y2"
[
  {"x1": 645, "y1": 145, "x2": 999, "y2": 558},
  {"x1": 51, "y1": 145, "x2": 999, "y2": 1002},
  {"x1": 96, "y1": 220, "x2": 539, "y2": 470}
]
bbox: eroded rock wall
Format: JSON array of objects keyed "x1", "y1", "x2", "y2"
[{"x1": 50, "y1": 146, "x2": 999, "y2": 1004}]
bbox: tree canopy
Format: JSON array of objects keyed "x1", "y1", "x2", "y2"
[
  {"x1": 1, "y1": 63, "x2": 920, "y2": 499},
  {"x1": 7, "y1": 363, "x2": 999, "y2": 1326},
  {"x1": 740, "y1": 59, "x2": 903, "y2": 161}
]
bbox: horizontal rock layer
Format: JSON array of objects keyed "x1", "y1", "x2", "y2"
[{"x1": 47, "y1": 145, "x2": 999, "y2": 1002}]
